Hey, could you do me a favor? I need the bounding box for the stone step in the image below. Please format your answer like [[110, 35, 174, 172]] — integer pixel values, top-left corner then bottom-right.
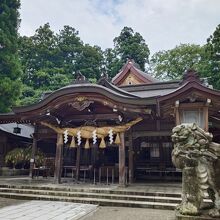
[[0, 187, 182, 204], [0, 192, 178, 210], [0, 184, 182, 198]]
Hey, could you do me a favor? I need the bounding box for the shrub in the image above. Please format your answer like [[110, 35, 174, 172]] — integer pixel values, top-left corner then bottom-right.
[[5, 146, 45, 169]]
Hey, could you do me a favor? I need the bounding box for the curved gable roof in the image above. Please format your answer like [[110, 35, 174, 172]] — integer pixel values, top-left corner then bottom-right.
[[13, 83, 155, 114], [112, 60, 159, 86], [158, 80, 220, 103]]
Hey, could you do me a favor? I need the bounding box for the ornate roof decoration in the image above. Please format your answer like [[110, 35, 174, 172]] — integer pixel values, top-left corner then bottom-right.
[[112, 59, 159, 86], [72, 71, 89, 84], [180, 69, 202, 85], [98, 70, 111, 85], [69, 97, 94, 111]]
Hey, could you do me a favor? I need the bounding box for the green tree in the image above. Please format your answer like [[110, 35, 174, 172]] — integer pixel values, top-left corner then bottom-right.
[[103, 48, 122, 78], [74, 44, 103, 80], [57, 25, 83, 76], [0, 0, 22, 112], [19, 23, 60, 88], [113, 27, 150, 71], [19, 24, 72, 105], [150, 44, 209, 80], [206, 24, 220, 89]]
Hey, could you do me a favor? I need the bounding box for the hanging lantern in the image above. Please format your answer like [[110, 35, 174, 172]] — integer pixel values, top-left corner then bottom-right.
[[13, 126, 21, 134], [99, 137, 106, 148], [108, 129, 114, 144], [85, 139, 90, 149], [92, 129, 97, 144], [77, 131, 81, 145], [115, 133, 121, 145], [70, 136, 76, 148]]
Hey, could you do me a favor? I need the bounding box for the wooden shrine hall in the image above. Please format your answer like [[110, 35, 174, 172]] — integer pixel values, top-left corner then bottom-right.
[[1, 60, 220, 185]]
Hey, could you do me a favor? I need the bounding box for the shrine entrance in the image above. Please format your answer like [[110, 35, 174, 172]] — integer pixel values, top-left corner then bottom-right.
[[0, 77, 152, 185], [62, 144, 121, 185]]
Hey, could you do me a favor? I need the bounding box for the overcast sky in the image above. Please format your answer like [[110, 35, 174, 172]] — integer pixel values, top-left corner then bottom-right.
[[19, 0, 220, 54]]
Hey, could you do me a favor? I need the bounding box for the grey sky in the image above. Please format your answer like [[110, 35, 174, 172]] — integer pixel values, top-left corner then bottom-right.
[[19, 0, 220, 54]]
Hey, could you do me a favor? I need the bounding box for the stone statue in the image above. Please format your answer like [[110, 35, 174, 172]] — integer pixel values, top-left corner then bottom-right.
[[171, 123, 220, 218]]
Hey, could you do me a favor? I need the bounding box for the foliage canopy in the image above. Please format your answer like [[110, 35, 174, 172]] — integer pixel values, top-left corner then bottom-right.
[[0, 0, 22, 112]]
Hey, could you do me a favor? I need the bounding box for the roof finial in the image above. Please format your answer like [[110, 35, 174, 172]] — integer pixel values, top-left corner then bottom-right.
[[72, 71, 89, 84], [100, 68, 109, 80], [180, 69, 202, 85], [98, 68, 110, 85], [127, 57, 134, 64]]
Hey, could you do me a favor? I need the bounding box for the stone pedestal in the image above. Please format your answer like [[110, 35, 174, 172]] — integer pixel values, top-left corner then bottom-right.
[[179, 167, 202, 215]]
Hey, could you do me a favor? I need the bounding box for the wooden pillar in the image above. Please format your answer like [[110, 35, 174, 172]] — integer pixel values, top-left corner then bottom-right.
[[91, 143, 98, 167], [119, 132, 126, 186], [29, 133, 37, 178], [156, 120, 160, 131], [158, 136, 164, 169], [54, 133, 63, 184], [128, 130, 134, 184], [204, 107, 209, 132], [75, 144, 81, 182], [175, 100, 180, 125]]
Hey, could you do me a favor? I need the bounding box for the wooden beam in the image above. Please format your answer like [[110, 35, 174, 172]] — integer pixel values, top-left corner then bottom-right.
[[128, 130, 134, 184], [179, 102, 205, 108], [63, 113, 120, 122], [54, 133, 63, 184], [75, 144, 81, 182], [132, 131, 172, 139], [35, 133, 57, 140], [119, 132, 126, 186]]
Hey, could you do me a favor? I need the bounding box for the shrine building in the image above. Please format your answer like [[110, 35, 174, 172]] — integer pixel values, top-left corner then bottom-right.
[[0, 60, 220, 185]]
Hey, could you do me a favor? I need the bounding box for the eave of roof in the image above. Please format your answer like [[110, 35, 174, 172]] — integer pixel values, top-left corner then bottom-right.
[[158, 81, 220, 102], [11, 83, 156, 114]]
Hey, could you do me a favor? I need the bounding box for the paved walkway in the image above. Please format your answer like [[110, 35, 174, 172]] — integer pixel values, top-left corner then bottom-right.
[[82, 206, 175, 220], [0, 200, 97, 220], [0, 198, 175, 220]]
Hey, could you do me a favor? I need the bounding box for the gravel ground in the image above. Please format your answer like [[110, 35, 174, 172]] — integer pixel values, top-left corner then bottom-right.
[[82, 206, 175, 220]]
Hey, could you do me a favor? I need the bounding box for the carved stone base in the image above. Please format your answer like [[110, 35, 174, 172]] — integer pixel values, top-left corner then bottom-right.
[[175, 211, 217, 220]]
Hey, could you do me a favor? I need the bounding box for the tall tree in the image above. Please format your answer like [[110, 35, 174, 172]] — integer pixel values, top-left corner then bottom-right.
[[0, 0, 22, 112], [18, 24, 104, 105], [113, 27, 150, 71], [19, 23, 60, 88], [103, 48, 122, 78], [57, 25, 83, 76], [19, 24, 70, 105], [206, 24, 220, 89], [150, 44, 209, 81], [74, 44, 103, 80]]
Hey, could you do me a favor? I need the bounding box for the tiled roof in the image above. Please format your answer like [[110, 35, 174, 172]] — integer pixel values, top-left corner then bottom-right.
[[120, 81, 180, 98]]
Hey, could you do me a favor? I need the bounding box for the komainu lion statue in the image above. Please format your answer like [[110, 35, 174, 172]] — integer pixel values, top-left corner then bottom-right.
[[171, 123, 220, 217]]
